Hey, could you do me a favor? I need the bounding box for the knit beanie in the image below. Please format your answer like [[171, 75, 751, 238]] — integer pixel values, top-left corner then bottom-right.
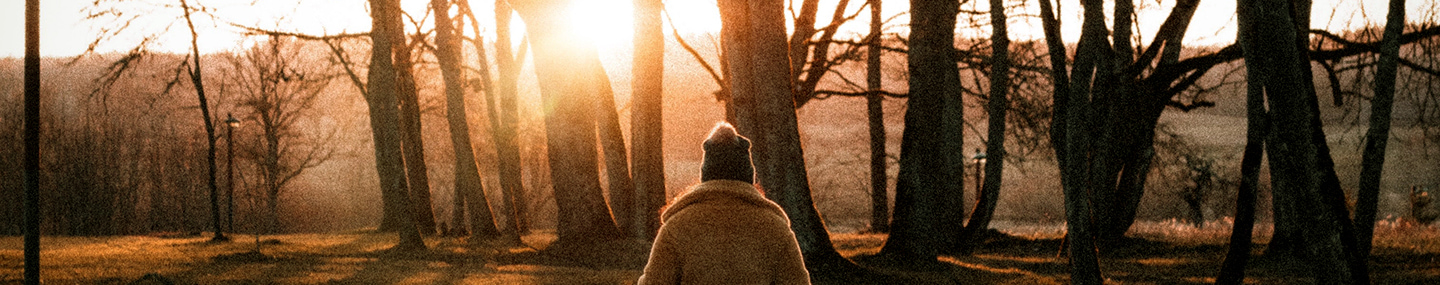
[[701, 123, 755, 184]]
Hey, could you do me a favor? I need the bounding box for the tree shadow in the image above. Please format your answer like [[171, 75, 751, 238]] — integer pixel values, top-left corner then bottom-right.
[[492, 238, 651, 270]]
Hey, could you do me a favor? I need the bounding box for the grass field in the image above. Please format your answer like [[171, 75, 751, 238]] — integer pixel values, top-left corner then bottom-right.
[[4, 221, 1438, 284]]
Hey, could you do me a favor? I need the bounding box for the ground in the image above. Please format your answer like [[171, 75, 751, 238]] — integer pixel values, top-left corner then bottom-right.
[[3, 221, 1438, 284]]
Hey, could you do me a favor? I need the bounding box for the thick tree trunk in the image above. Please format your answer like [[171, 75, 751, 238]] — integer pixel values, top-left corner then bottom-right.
[[393, 22, 437, 235], [367, 0, 426, 250], [717, 0, 864, 280], [1356, 0, 1406, 257], [865, 0, 888, 234], [1053, 0, 1109, 282], [959, 0, 1009, 251], [630, 0, 666, 240], [432, 0, 499, 239], [511, 0, 623, 247], [877, 0, 965, 263], [23, 0, 41, 282], [1239, 0, 1365, 282]]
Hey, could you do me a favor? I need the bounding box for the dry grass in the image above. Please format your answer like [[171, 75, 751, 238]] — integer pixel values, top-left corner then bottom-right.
[[3, 223, 1438, 284]]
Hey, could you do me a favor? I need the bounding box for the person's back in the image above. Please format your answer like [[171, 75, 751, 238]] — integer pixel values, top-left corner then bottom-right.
[[637, 123, 810, 285]]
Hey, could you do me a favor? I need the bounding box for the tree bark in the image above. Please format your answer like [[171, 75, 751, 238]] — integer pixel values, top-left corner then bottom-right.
[[876, 0, 965, 263], [1356, 0, 1406, 257], [1038, 0, 1069, 161], [630, 0, 666, 240], [1215, 24, 1270, 282], [432, 0, 500, 239], [1239, 0, 1363, 282], [488, 0, 529, 237], [511, 0, 623, 247], [23, 0, 41, 282], [1055, 0, 1108, 282], [959, 0, 1009, 251], [865, 0, 889, 234], [368, 0, 426, 250], [594, 64, 636, 238], [393, 18, 438, 235], [717, 0, 864, 279]]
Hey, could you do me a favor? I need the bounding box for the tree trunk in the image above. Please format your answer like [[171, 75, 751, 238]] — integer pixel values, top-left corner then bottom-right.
[[594, 64, 636, 238], [367, 0, 426, 250], [876, 0, 965, 263], [959, 0, 1009, 251], [393, 20, 438, 235], [1356, 0, 1406, 257], [432, 0, 499, 239], [23, 0, 41, 282], [511, 0, 623, 247], [630, 0, 666, 240], [717, 0, 865, 280], [865, 0, 888, 234], [1215, 30, 1270, 283], [489, 0, 529, 237], [1038, 0, 1069, 159], [179, 0, 227, 242], [1239, 0, 1363, 282], [1055, 0, 1109, 282]]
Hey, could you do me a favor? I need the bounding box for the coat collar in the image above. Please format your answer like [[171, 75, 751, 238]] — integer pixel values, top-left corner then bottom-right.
[[661, 180, 789, 223]]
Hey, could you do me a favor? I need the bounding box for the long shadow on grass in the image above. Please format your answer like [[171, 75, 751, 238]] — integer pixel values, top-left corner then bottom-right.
[[491, 238, 651, 270]]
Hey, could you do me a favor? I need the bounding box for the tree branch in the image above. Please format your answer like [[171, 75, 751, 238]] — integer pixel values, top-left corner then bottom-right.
[[812, 89, 907, 98], [230, 24, 369, 40]]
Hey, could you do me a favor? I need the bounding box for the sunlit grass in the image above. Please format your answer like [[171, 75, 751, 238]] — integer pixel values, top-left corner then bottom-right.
[[2, 222, 1436, 283]]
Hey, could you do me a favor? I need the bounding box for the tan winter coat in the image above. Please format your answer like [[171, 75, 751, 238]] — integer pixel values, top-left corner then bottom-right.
[[637, 180, 811, 285]]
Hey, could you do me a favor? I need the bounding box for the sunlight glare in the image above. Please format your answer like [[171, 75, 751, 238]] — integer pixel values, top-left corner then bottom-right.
[[566, 0, 633, 50]]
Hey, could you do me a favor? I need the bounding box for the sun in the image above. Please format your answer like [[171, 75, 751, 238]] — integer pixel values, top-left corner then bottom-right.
[[564, 0, 634, 49]]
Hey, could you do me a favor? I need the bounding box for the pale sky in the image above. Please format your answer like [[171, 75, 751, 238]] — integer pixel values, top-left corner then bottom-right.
[[0, 0, 1432, 58]]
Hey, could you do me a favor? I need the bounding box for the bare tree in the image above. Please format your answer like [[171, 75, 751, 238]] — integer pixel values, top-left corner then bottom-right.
[[218, 35, 337, 236], [717, 0, 872, 281], [368, 0, 426, 250], [510, 0, 624, 248], [874, 0, 965, 266], [1355, 0, 1408, 257], [431, 0, 501, 239], [630, 0, 666, 240], [1216, 4, 1273, 280], [392, 12, 438, 235], [185, 0, 229, 242], [461, 0, 529, 237], [865, 0, 888, 234], [958, 0, 1010, 251], [596, 67, 637, 239], [22, 0, 41, 283], [1238, 0, 1366, 282]]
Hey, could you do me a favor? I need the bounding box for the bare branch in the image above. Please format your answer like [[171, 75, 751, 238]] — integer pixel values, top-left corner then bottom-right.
[[663, 6, 726, 92], [812, 89, 907, 99], [231, 23, 370, 41]]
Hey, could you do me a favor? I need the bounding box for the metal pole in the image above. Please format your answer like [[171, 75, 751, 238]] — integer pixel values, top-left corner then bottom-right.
[[226, 114, 236, 233], [24, 0, 43, 283]]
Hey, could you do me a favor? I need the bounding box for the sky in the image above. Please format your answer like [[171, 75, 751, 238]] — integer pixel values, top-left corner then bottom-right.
[[0, 0, 1433, 58]]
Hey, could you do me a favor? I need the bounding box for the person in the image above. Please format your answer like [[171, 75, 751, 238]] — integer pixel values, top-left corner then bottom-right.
[[637, 123, 810, 285]]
